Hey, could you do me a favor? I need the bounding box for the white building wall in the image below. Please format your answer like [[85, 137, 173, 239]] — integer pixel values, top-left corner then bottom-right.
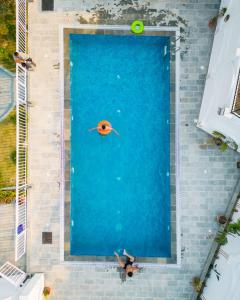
[[198, 0, 240, 147], [19, 274, 44, 300]]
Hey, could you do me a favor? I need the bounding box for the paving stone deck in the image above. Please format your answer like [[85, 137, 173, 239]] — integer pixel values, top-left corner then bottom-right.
[[0, 68, 15, 121], [0, 203, 26, 270], [0, 204, 15, 266], [27, 0, 240, 299]]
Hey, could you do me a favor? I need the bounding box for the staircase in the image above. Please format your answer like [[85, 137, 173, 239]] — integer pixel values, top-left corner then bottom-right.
[[0, 261, 26, 287]]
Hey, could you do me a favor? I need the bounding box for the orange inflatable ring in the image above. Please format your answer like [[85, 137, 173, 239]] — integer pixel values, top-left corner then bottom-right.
[[98, 120, 112, 135]]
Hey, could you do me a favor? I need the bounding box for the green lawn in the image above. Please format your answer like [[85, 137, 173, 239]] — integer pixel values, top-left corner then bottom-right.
[[0, 110, 16, 204]]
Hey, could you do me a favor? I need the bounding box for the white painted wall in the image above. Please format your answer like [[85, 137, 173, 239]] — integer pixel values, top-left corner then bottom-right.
[[198, 0, 240, 148], [19, 274, 44, 300], [0, 274, 44, 300], [0, 279, 20, 300]]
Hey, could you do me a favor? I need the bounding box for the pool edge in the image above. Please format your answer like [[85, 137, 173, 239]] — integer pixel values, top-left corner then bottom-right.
[[60, 24, 181, 268]]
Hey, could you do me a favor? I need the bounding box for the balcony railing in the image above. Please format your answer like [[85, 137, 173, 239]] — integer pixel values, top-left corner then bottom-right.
[[15, 0, 28, 261]]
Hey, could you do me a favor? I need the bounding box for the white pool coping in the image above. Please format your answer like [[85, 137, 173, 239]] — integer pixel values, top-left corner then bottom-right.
[[59, 24, 181, 268]]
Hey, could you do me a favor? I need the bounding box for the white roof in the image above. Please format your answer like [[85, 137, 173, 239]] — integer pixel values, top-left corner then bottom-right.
[[198, 0, 240, 147]]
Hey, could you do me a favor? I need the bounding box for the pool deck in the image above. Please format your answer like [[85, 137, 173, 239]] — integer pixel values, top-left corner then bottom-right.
[[0, 204, 15, 266], [27, 0, 240, 299]]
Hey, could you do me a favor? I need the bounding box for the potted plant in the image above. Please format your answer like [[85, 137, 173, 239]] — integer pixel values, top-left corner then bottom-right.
[[208, 7, 227, 28], [215, 231, 228, 245], [227, 219, 240, 235], [216, 215, 227, 225], [192, 277, 202, 293], [209, 131, 238, 152], [43, 287, 51, 299], [208, 16, 218, 29], [219, 7, 227, 17]]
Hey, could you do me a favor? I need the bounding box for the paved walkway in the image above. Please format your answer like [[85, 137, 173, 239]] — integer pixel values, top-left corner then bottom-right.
[[0, 203, 25, 270], [0, 68, 15, 121], [27, 0, 240, 299], [0, 204, 15, 266]]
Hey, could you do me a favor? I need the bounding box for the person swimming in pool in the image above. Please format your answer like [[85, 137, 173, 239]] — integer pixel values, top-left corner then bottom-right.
[[114, 249, 141, 277], [88, 120, 119, 136]]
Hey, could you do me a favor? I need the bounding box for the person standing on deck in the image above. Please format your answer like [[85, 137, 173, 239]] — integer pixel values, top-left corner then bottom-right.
[[13, 51, 36, 70]]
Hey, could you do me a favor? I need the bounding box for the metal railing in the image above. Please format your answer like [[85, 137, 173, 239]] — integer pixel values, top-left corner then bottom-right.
[[15, 0, 28, 261], [231, 69, 240, 117], [0, 261, 27, 287]]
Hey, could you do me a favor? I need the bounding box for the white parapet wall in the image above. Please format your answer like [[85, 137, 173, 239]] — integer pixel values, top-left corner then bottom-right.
[[198, 0, 240, 148], [19, 274, 44, 300], [0, 273, 44, 300]]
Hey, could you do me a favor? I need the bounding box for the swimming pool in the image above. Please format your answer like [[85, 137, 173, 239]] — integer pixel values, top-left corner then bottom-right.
[[67, 30, 174, 260]]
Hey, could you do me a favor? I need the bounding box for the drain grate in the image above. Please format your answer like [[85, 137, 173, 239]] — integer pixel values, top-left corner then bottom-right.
[[42, 0, 54, 11], [42, 232, 52, 244]]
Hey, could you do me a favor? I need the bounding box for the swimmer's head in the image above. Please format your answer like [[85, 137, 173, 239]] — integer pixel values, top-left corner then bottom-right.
[[127, 272, 133, 277], [102, 124, 106, 130]]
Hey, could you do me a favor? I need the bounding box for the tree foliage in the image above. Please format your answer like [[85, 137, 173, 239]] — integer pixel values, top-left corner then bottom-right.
[[0, 0, 16, 71]]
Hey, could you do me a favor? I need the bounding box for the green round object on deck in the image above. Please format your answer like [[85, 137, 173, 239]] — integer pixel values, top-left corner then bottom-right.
[[131, 20, 144, 34]]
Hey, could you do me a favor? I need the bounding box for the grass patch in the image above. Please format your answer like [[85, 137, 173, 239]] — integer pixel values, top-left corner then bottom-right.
[[0, 109, 16, 190], [0, 0, 16, 72]]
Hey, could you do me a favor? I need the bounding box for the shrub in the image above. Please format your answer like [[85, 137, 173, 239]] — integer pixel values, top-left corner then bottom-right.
[[211, 131, 238, 152], [0, 0, 16, 71], [9, 111, 16, 124], [192, 277, 202, 293], [227, 219, 240, 235], [10, 149, 16, 165], [43, 287, 51, 299], [4, 108, 16, 124], [215, 231, 228, 245], [0, 189, 16, 204], [208, 16, 218, 29]]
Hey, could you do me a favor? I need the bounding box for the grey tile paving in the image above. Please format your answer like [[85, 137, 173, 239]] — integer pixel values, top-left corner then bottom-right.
[[0, 67, 15, 121], [27, 0, 240, 299], [0, 204, 15, 265], [0, 203, 26, 270]]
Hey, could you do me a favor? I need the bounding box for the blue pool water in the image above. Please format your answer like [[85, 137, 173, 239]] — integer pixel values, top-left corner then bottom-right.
[[70, 34, 171, 258]]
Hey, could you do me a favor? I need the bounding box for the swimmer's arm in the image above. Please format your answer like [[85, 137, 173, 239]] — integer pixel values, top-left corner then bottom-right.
[[88, 127, 97, 132], [132, 266, 141, 273], [111, 128, 119, 136]]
